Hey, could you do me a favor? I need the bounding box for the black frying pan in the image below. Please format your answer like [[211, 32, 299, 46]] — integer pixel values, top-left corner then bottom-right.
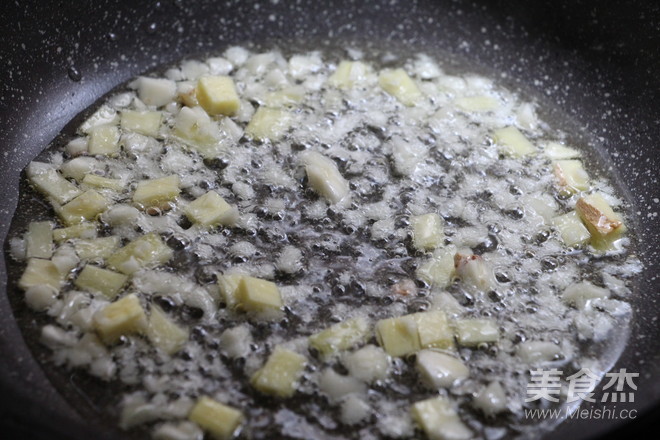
[[1, 1, 659, 439]]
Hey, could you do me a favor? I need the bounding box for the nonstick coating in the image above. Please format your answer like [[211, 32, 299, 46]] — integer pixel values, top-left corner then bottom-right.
[[1, 1, 659, 439]]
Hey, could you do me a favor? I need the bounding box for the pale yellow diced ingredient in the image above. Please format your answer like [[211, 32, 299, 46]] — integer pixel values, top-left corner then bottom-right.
[[454, 318, 499, 347], [308, 317, 370, 358], [413, 310, 454, 350], [411, 213, 444, 251], [411, 396, 472, 440], [235, 276, 283, 313], [174, 106, 220, 147], [185, 191, 238, 227], [378, 68, 423, 106], [416, 350, 469, 388], [454, 96, 499, 112], [188, 396, 243, 440], [73, 236, 120, 260], [264, 86, 306, 108], [25, 221, 53, 259], [88, 125, 120, 156], [133, 175, 181, 208], [18, 258, 62, 292], [120, 110, 162, 137], [416, 245, 456, 288], [251, 346, 307, 398], [74, 265, 127, 299], [57, 190, 110, 225], [301, 151, 349, 204], [147, 305, 189, 355], [245, 107, 292, 142], [492, 126, 536, 157], [82, 173, 124, 192], [217, 273, 244, 308], [576, 194, 626, 251], [53, 223, 97, 242], [107, 233, 173, 275], [376, 315, 421, 357], [562, 281, 610, 309], [544, 142, 581, 160], [554, 160, 589, 194], [328, 61, 371, 89], [26, 162, 82, 205], [552, 211, 591, 247], [93, 293, 147, 344], [196, 76, 240, 116]]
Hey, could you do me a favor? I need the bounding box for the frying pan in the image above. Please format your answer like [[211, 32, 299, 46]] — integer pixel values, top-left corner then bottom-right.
[[1, 0, 659, 438]]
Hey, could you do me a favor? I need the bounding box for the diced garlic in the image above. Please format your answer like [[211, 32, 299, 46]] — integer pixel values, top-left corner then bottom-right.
[[411, 396, 472, 440], [309, 317, 370, 358], [342, 345, 390, 383], [264, 86, 306, 108], [251, 347, 307, 398], [82, 174, 124, 192], [26, 161, 82, 205], [376, 315, 420, 357], [57, 190, 110, 225], [25, 221, 53, 259], [153, 421, 204, 440], [188, 396, 243, 440], [73, 236, 120, 260], [554, 160, 589, 194], [245, 107, 292, 142], [454, 96, 499, 112], [454, 318, 499, 347], [391, 136, 427, 176], [65, 137, 88, 156], [328, 61, 372, 89], [319, 369, 366, 401], [416, 350, 469, 388], [196, 76, 240, 116], [378, 68, 423, 106], [61, 157, 100, 182], [473, 381, 507, 416], [102, 204, 140, 227], [454, 252, 496, 291], [74, 265, 127, 299], [411, 213, 444, 251], [544, 142, 581, 160], [80, 105, 119, 133], [552, 211, 591, 247], [133, 175, 180, 209], [416, 245, 457, 288], [88, 125, 121, 156], [18, 258, 62, 292], [147, 306, 189, 355], [516, 341, 563, 364], [184, 191, 238, 227], [300, 151, 349, 204], [235, 276, 283, 315], [219, 325, 252, 358], [563, 281, 610, 308], [414, 310, 455, 350], [52, 223, 97, 242], [25, 284, 58, 311], [137, 77, 177, 107], [120, 110, 162, 137], [492, 126, 536, 157], [575, 193, 626, 250], [340, 394, 371, 425], [93, 294, 146, 344], [173, 106, 221, 148], [107, 233, 173, 275]]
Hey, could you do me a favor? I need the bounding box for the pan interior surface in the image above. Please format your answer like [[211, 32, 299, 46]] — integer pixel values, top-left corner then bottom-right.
[[1, 1, 658, 440]]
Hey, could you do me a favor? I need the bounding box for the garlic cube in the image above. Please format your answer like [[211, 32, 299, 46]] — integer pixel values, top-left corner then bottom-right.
[[188, 396, 243, 440], [61, 157, 99, 181], [235, 276, 283, 313], [136, 77, 176, 107], [174, 106, 221, 147], [454, 253, 496, 291], [147, 305, 189, 355], [309, 317, 370, 358], [454, 96, 499, 112], [58, 190, 110, 225], [342, 345, 390, 383], [185, 191, 238, 227], [18, 258, 62, 292], [328, 61, 372, 89], [26, 162, 82, 205], [52, 223, 97, 242], [216, 273, 244, 308], [120, 110, 162, 137], [93, 293, 147, 344], [516, 341, 563, 364], [416, 350, 469, 388], [264, 86, 306, 108], [378, 68, 423, 106], [133, 175, 180, 209], [300, 151, 349, 204], [25, 221, 53, 259], [413, 310, 454, 350], [554, 160, 589, 194], [575, 193, 626, 250], [552, 211, 591, 246], [454, 318, 499, 347], [411, 213, 444, 251], [544, 142, 581, 160], [107, 233, 173, 274], [196, 76, 240, 116], [74, 265, 127, 299], [25, 285, 58, 311], [473, 381, 508, 416], [251, 346, 307, 398], [411, 396, 472, 440], [245, 107, 292, 141], [562, 281, 610, 309], [376, 315, 421, 357], [416, 245, 457, 288], [492, 126, 536, 157], [88, 125, 121, 156], [82, 174, 124, 192], [319, 369, 366, 401], [73, 236, 120, 260]]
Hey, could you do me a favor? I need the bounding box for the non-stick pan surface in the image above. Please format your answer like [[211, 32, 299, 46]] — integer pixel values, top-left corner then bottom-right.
[[1, 1, 659, 439]]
